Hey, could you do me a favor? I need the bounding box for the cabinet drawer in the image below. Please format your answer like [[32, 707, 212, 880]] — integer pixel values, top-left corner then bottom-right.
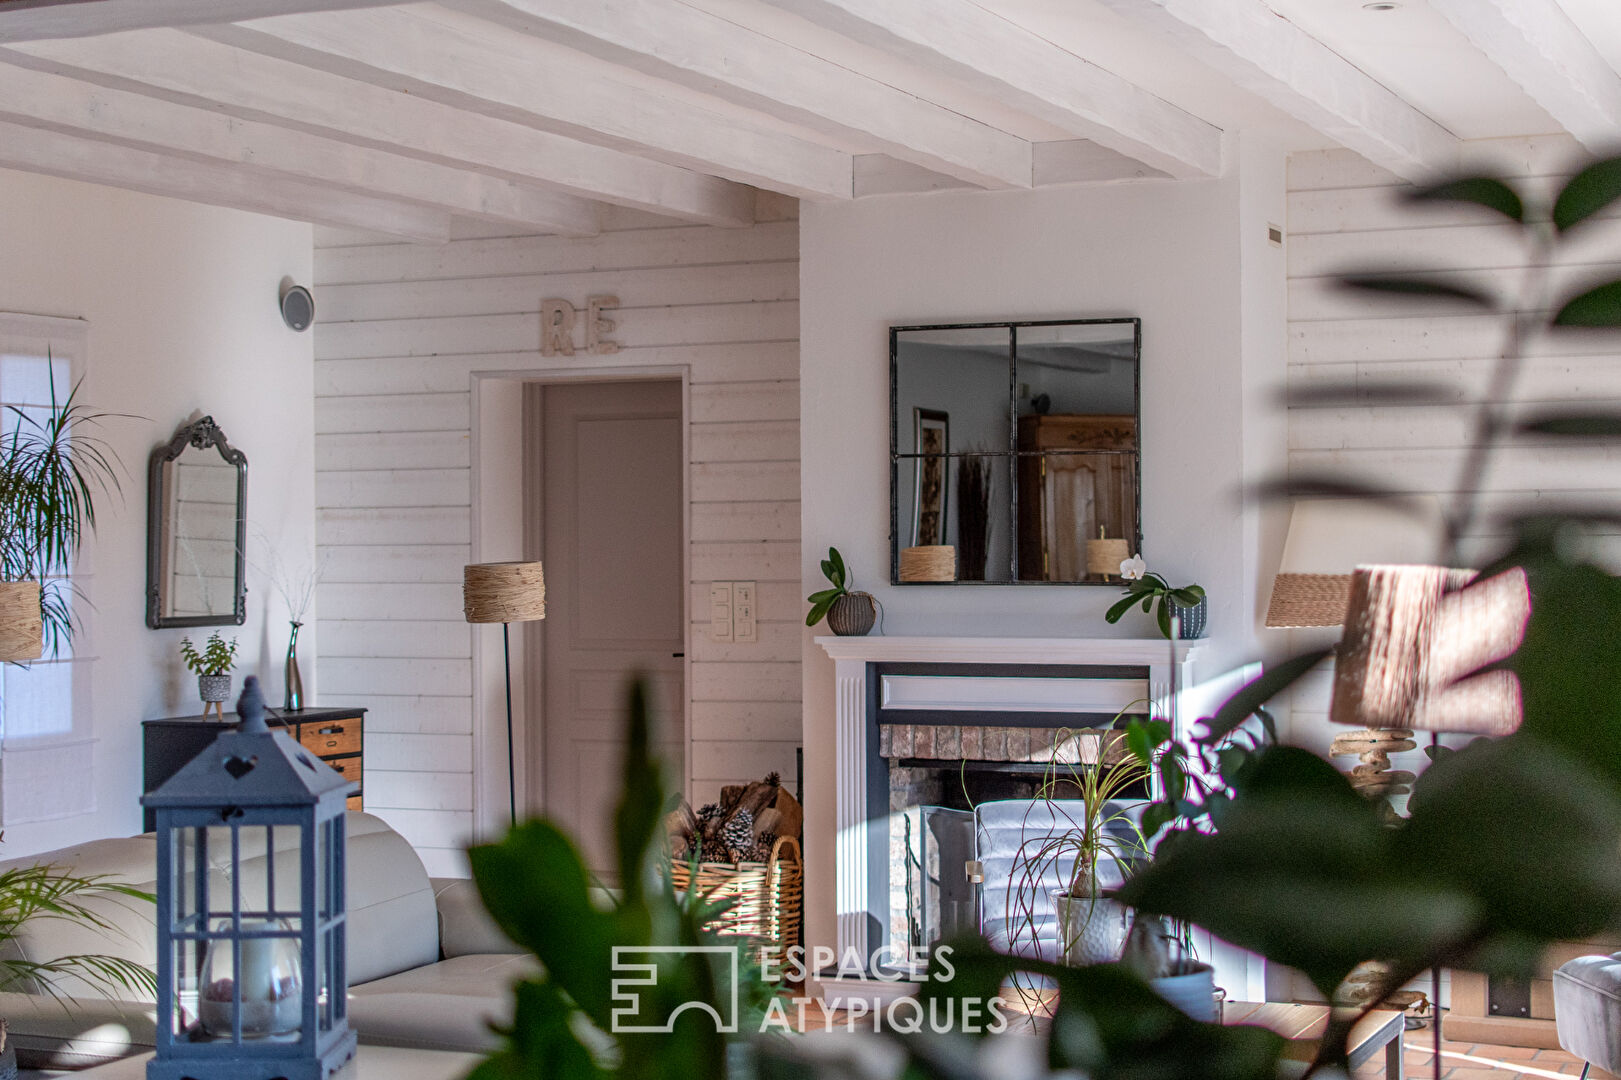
[[347, 793, 364, 812], [324, 756, 362, 784], [299, 721, 361, 757]]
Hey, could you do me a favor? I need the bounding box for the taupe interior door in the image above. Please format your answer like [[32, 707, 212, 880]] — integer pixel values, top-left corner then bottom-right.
[[526, 380, 684, 875]]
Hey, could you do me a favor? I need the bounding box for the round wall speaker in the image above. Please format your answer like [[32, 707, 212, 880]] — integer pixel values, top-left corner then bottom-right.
[[280, 284, 315, 332]]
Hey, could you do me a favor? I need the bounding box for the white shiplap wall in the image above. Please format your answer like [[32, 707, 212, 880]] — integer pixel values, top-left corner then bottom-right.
[[1285, 134, 1621, 755], [312, 211, 801, 875]]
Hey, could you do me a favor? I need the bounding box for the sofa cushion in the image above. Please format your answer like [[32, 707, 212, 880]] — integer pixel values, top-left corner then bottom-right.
[[0, 812, 438, 999], [351, 952, 540, 1000], [0, 991, 157, 1070], [346, 954, 540, 1054], [432, 878, 521, 959]]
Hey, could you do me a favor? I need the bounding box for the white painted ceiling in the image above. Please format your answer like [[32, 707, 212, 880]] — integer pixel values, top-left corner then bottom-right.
[[1, 0, 1617, 239], [1263, 0, 1559, 141]]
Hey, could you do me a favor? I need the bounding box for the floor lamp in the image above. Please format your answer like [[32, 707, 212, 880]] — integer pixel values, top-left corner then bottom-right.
[[463, 561, 546, 827]]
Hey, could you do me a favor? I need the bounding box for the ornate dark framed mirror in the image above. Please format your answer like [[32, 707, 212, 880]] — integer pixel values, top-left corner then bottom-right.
[[890, 318, 1142, 585], [146, 416, 248, 628]]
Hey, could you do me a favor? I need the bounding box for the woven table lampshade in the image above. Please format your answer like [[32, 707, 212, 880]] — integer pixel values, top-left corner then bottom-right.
[[463, 562, 546, 624], [1265, 497, 1443, 628], [1331, 563, 1529, 736], [463, 561, 545, 827]]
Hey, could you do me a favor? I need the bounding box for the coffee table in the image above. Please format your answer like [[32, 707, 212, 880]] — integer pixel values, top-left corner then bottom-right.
[[1225, 1001, 1405, 1080], [68, 1045, 482, 1080]]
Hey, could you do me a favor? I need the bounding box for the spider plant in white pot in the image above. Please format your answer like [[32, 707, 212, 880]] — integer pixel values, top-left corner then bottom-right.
[[1002, 726, 1153, 972], [0, 377, 122, 662]]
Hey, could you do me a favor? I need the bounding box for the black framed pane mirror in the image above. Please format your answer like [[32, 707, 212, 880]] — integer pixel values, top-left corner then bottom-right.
[[890, 318, 1141, 585], [147, 416, 248, 628]]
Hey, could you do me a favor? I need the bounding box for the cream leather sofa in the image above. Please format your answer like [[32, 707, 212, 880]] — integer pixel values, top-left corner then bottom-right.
[[0, 812, 532, 1070]]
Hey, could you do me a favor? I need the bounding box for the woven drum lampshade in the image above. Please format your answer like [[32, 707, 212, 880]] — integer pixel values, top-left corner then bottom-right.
[[1330, 564, 1529, 736], [463, 562, 546, 624], [1265, 497, 1444, 628], [1085, 538, 1131, 578], [899, 545, 955, 582], [0, 581, 41, 663]]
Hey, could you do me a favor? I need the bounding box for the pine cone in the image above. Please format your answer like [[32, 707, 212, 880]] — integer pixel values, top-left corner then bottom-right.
[[750, 831, 778, 862], [722, 808, 755, 861]]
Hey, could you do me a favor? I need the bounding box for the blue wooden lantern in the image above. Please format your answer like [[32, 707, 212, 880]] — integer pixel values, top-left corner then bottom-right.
[[142, 677, 357, 1080]]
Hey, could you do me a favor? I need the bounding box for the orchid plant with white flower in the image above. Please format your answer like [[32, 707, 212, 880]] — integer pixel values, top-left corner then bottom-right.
[[1104, 556, 1205, 639]]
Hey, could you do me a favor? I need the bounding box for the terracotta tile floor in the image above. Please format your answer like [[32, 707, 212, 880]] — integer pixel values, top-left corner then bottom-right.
[[1351, 1039, 1614, 1079]]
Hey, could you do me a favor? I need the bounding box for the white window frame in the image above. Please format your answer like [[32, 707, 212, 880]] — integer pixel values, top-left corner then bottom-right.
[[0, 314, 97, 825]]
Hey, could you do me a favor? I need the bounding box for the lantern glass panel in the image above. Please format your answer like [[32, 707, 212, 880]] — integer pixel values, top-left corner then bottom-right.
[[317, 816, 335, 1034], [198, 918, 302, 1040]]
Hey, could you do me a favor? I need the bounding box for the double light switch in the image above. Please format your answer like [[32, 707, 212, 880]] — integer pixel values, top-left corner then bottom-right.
[[709, 581, 757, 643]]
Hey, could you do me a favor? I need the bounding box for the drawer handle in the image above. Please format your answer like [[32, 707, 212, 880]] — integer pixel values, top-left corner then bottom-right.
[[316, 726, 345, 735], [324, 740, 339, 748]]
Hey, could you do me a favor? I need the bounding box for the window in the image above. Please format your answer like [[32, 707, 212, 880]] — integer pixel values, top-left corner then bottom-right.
[[0, 314, 94, 825]]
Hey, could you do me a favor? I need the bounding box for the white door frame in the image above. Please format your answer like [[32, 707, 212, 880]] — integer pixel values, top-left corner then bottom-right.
[[468, 365, 691, 841]]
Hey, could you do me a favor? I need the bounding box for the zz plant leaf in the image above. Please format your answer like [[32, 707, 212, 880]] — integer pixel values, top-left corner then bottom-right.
[[1554, 155, 1621, 232], [1406, 175, 1525, 223], [1552, 280, 1621, 327]]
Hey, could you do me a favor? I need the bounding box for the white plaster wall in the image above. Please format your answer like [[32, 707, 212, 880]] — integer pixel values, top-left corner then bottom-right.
[[800, 146, 1291, 950], [0, 168, 315, 855]]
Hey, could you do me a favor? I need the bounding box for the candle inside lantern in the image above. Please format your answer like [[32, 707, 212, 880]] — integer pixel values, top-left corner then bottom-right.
[[199, 919, 303, 1039]]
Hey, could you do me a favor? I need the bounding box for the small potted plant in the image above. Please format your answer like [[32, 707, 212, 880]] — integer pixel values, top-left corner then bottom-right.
[[180, 631, 239, 716], [805, 547, 876, 636], [1105, 556, 1206, 639]]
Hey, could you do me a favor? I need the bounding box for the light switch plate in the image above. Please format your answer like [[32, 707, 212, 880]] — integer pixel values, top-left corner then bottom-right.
[[709, 581, 734, 643], [734, 581, 757, 643]]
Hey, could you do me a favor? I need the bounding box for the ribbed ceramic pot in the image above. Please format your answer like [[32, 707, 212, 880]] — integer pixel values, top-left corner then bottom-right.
[[198, 674, 232, 704], [1051, 891, 1128, 966], [1172, 597, 1208, 640], [827, 592, 876, 636]]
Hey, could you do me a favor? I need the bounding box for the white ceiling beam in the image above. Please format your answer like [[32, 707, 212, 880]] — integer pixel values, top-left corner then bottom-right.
[[0, 62, 601, 235], [448, 0, 1031, 191], [1428, 0, 1621, 153], [6, 29, 756, 228], [0, 0, 397, 43], [0, 120, 450, 242], [198, 6, 855, 201], [1095, 0, 1457, 182], [755, 0, 1222, 179]]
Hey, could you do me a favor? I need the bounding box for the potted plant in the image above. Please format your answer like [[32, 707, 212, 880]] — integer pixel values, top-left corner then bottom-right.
[[0, 861, 157, 1077], [1105, 556, 1207, 639], [805, 547, 876, 636], [0, 376, 123, 662], [180, 631, 239, 714], [1002, 723, 1153, 971]]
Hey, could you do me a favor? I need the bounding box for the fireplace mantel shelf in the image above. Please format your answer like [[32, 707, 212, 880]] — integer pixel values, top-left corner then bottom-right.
[[814, 635, 1202, 666]]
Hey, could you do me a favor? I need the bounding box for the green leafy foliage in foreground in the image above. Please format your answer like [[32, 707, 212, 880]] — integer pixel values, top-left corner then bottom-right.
[[0, 863, 156, 1000], [467, 682, 770, 1080]]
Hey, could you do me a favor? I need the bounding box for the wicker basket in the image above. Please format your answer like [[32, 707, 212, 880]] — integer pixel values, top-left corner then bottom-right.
[[669, 836, 802, 972]]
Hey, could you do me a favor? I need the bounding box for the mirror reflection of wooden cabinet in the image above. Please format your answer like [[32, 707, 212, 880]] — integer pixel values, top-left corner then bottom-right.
[[1017, 415, 1138, 581]]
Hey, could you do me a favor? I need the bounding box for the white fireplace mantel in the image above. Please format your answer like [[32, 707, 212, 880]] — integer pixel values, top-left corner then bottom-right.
[[815, 634, 1202, 666], [814, 634, 1203, 957]]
